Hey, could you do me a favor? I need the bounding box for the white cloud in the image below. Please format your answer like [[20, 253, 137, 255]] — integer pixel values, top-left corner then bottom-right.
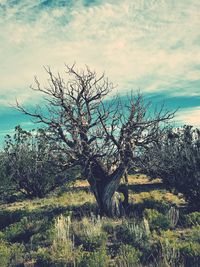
[[175, 107, 200, 127], [0, 0, 200, 106]]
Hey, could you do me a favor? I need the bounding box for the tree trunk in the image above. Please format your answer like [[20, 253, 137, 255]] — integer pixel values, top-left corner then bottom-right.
[[88, 165, 129, 217]]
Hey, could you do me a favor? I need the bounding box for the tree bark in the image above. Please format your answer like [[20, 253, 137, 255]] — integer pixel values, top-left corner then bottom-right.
[[88, 165, 128, 217]]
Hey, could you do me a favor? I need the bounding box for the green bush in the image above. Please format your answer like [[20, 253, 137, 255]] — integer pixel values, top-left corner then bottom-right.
[[35, 215, 83, 267], [72, 217, 107, 251], [102, 220, 115, 235], [0, 240, 24, 267], [185, 212, 200, 227], [0, 240, 10, 267], [0, 209, 28, 230], [184, 226, 200, 243], [36, 244, 83, 267], [158, 229, 200, 266], [115, 219, 150, 248], [179, 241, 200, 256], [79, 245, 110, 267], [144, 209, 171, 230], [4, 216, 44, 243], [115, 244, 141, 266], [3, 126, 69, 198], [131, 199, 171, 218]]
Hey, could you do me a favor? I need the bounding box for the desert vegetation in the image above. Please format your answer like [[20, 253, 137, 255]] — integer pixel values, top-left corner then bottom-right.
[[0, 66, 199, 266], [0, 175, 199, 266]]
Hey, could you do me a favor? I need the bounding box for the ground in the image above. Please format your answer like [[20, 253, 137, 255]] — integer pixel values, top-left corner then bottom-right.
[[0, 175, 199, 267]]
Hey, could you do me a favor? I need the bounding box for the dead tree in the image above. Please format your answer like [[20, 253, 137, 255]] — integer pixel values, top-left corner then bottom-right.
[[16, 65, 175, 217]]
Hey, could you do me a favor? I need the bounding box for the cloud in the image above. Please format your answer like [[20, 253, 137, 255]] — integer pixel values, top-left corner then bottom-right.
[[0, 0, 200, 107], [175, 107, 200, 127]]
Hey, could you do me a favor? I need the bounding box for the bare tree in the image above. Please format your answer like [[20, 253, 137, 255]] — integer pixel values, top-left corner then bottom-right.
[[16, 65, 175, 217]]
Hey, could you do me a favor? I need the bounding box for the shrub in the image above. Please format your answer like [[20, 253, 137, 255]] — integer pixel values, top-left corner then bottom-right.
[[3, 216, 45, 243], [160, 238, 183, 267], [144, 209, 171, 230], [36, 246, 81, 267], [0, 152, 15, 203], [79, 245, 110, 267], [102, 220, 116, 235], [158, 229, 200, 267], [141, 126, 200, 210], [0, 240, 24, 267], [35, 215, 83, 266], [185, 212, 200, 227], [178, 241, 200, 257], [130, 194, 171, 217], [115, 244, 141, 266], [115, 219, 150, 248], [0, 240, 10, 267], [183, 226, 200, 243], [0, 209, 28, 230], [72, 216, 107, 251], [3, 126, 69, 198]]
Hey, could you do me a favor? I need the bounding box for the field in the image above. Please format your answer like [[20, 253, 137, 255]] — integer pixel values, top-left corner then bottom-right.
[[0, 175, 200, 267]]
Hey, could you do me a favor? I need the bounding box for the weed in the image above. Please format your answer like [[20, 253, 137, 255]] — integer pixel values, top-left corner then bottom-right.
[[184, 212, 200, 227], [0, 239, 24, 267], [115, 244, 141, 267], [79, 244, 110, 267], [144, 209, 171, 230]]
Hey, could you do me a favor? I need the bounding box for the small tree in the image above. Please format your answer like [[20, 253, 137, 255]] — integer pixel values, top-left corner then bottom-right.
[[141, 125, 200, 210], [16, 65, 174, 216], [3, 126, 67, 198]]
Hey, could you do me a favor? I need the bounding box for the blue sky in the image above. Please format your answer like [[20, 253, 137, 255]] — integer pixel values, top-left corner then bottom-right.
[[0, 0, 200, 146]]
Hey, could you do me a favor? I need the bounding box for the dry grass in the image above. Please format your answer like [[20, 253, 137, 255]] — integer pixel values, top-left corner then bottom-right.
[[1, 190, 95, 213], [128, 175, 185, 206], [0, 175, 199, 267], [129, 190, 185, 206], [127, 174, 161, 185], [1, 175, 185, 213], [73, 179, 89, 188]]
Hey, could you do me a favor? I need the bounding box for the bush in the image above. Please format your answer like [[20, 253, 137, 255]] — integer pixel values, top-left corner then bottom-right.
[[0, 240, 10, 267], [183, 226, 200, 243], [36, 246, 82, 267], [178, 241, 200, 257], [0, 240, 24, 267], [115, 219, 150, 248], [130, 193, 172, 217], [36, 244, 83, 266], [185, 212, 200, 227], [158, 229, 200, 267], [3, 126, 69, 198], [102, 220, 116, 235], [72, 217, 107, 251], [144, 209, 171, 230], [0, 152, 15, 203], [35, 215, 83, 267], [141, 126, 200, 210], [0, 209, 28, 230], [79, 245, 110, 267], [115, 244, 141, 266], [3, 216, 45, 243]]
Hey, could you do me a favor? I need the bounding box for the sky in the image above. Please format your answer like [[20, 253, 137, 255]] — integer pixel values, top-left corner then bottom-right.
[[0, 0, 200, 146]]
